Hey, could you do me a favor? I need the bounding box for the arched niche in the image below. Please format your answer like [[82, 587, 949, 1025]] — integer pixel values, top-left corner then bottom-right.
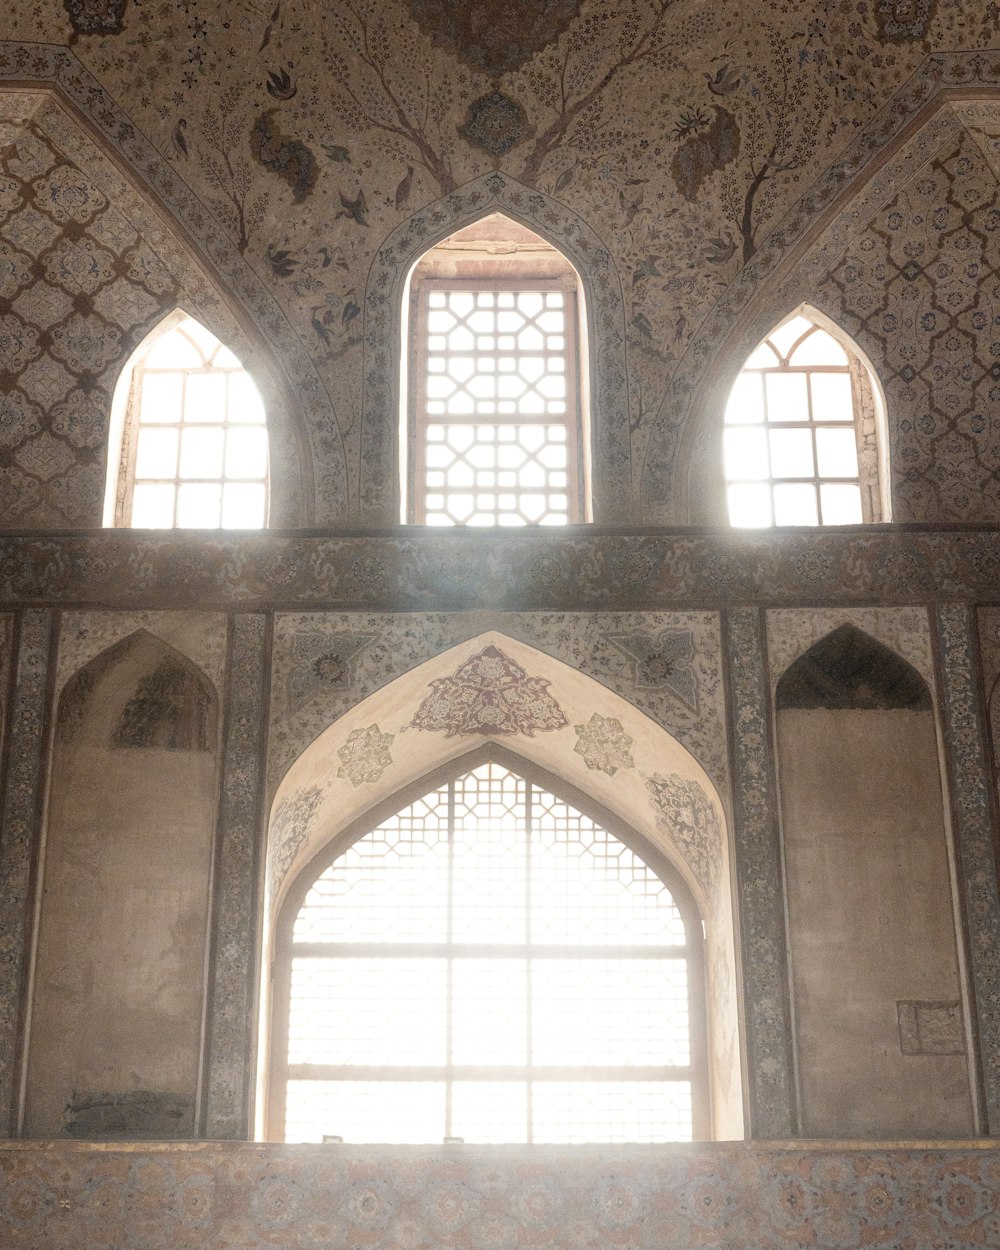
[[774, 624, 973, 1138], [260, 632, 742, 1140], [361, 174, 632, 526], [0, 81, 319, 527], [643, 74, 1000, 524], [714, 305, 890, 529], [26, 630, 219, 1139], [103, 308, 271, 529]]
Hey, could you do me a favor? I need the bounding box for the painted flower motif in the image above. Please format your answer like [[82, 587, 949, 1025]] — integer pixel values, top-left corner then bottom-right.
[[337, 723, 395, 786], [573, 713, 635, 776], [460, 92, 532, 157], [411, 645, 568, 737]]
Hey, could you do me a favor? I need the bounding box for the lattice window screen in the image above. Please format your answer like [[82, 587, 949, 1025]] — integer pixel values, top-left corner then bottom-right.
[[410, 281, 583, 525], [281, 760, 701, 1144]]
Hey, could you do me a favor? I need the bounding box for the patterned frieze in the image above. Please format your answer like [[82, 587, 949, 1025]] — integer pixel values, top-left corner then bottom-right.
[[203, 613, 269, 1140], [723, 606, 798, 1139], [936, 603, 1000, 1134], [3, 527, 1000, 610], [5, 1140, 1000, 1249], [0, 611, 55, 1135]]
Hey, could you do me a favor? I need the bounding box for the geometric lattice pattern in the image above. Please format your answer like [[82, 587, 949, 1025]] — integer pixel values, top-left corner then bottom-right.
[[724, 315, 864, 527], [414, 285, 580, 525], [122, 316, 268, 528], [284, 760, 696, 1144], [0, 101, 180, 527]]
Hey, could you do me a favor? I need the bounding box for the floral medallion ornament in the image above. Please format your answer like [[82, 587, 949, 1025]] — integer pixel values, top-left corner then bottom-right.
[[573, 713, 635, 777], [405, 0, 584, 76], [286, 629, 379, 713], [337, 724, 395, 787], [64, 0, 127, 37], [874, 0, 936, 41], [411, 645, 568, 737], [607, 628, 699, 711], [460, 92, 532, 158]]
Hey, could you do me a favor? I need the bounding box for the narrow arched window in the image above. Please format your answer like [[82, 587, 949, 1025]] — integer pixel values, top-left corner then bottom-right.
[[404, 215, 589, 526], [724, 312, 887, 527], [107, 314, 268, 528], [271, 756, 706, 1143]]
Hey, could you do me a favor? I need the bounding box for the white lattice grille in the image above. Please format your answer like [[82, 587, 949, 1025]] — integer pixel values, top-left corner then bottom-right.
[[725, 314, 863, 527], [283, 761, 698, 1144], [413, 285, 581, 525]]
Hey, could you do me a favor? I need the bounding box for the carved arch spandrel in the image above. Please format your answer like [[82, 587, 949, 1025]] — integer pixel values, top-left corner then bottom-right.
[[0, 63, 327, 525], [641, 59, 1000, 523], [362, 175, 632, 525], [260, 630, 743, 1141]]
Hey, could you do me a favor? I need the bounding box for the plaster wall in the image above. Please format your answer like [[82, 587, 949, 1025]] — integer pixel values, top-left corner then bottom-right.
[[778, 706, 971, 1137], [25, 634, 219, 1139]]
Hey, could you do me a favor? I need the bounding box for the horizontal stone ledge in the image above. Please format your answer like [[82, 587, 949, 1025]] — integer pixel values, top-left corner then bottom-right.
[[2, 1140, 1000, 1250], [1, 524, 1000, 609]]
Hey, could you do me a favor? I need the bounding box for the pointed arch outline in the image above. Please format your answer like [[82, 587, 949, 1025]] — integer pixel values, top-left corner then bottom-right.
[[259, 631, 743, 1141], [638, 59, 1000, 523], [0, 61, 328, 524], [102, 308, 271, 529], [361, 174, 633, 525], [708, 302, 891, 529]]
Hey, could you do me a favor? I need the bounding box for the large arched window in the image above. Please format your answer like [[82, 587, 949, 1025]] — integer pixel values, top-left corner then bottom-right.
[[403, 215, 589, 526], [270, 754, 706, 1144], [105, 313, 269, 528], [724, 311, 887, 527]]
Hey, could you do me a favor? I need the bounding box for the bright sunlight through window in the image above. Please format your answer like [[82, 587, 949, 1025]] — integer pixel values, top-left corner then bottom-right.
[[121, 317, 268, 528], [277, 760, 702, 1144], [725, 314, 866, 527]]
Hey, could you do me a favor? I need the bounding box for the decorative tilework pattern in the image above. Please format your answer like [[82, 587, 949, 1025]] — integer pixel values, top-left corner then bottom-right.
[[573, 713, 634, 776], [0, 611, 53, 1135], [3, 529, 1000, 613], [607, 627, 698, 709], [337, 724, 395, 787], [723, 606, 797, 1139], [936, 602, 1000, 1133], [203, 614, 268, 1140], [268, 784, 325, 904], [5, 1141, 1000, 1247], [646, 772, 721, 900], [285, 630, 379, 714], [410, 645, 569, 737]]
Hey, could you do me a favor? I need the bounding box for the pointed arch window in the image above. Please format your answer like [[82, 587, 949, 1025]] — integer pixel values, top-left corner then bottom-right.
[[724, 312, 887, 527], [271, 755, 706, 1144], [107, 314, 269, 528], [404, 215, 589, 526]]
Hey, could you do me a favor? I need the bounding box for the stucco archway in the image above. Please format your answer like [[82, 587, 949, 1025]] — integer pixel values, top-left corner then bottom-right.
[[260, 631, 742, 1139]]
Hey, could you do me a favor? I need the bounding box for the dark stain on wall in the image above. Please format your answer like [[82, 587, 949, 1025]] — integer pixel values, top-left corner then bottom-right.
[[63, 1090, 195, 1139], [112, 658, 212, 750]]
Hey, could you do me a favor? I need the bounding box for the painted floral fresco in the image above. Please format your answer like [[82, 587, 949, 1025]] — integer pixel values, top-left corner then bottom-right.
[[0, 0, 996, 523]]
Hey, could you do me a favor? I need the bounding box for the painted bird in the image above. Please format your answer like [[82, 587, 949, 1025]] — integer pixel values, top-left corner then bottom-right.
[[266, 243, 298, 278], [310, 306, 332, 348], [706, 63, 741, 95], [631, 306, 654, 341], [704, 232, 736, 264], [342, 298, 361, 327], [395, 165, 414, 211], [171, 118, 189, 159], [266, 68, 297, 100], [322, 143, 351, 163], [336, 188, 369, 226], [554, 159, 579, 194]]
